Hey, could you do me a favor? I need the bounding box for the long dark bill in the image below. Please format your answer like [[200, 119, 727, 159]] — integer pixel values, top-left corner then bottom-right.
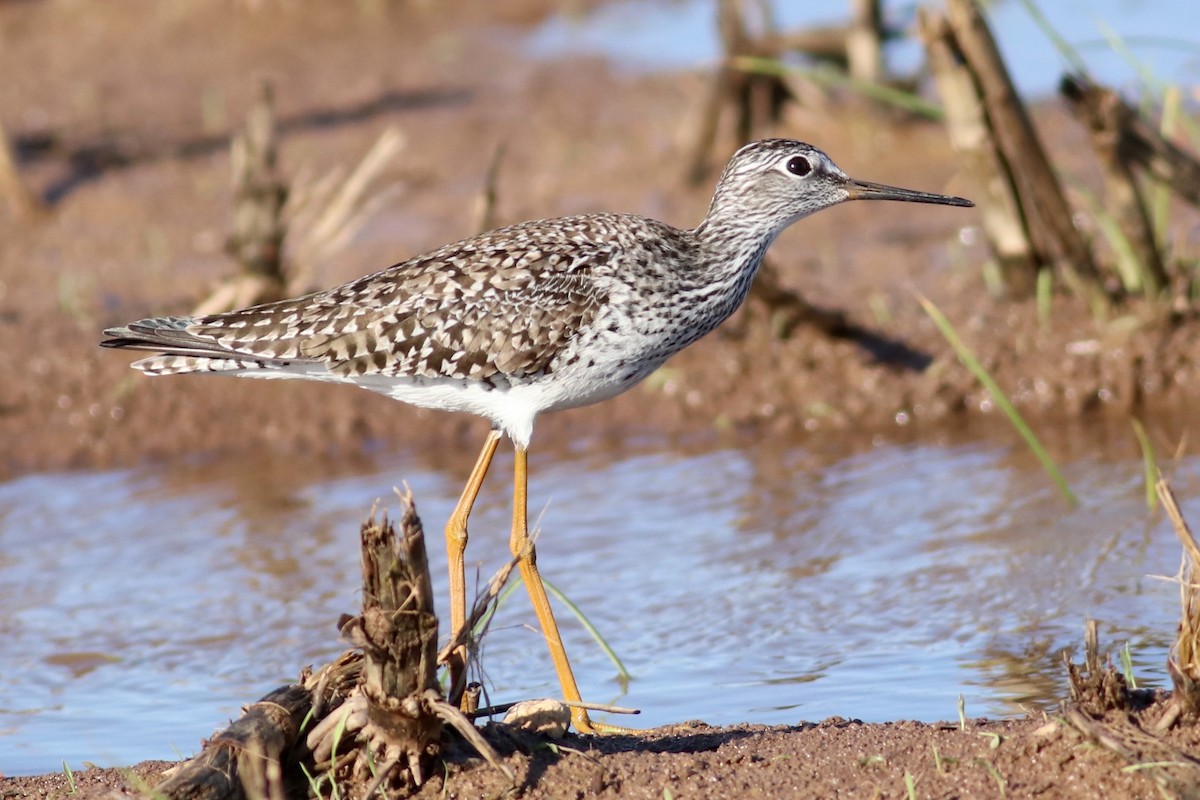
[[845, 178, 974, 207]]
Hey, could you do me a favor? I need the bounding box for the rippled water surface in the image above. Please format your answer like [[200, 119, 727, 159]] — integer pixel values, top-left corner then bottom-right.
[[0, 429, 1189, 775]]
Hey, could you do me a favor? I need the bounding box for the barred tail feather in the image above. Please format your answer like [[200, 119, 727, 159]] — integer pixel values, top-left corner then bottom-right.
[[101, 316, 313, 376]]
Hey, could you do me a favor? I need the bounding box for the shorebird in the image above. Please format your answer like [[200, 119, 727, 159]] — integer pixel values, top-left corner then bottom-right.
[[102, 138, 972, 733]]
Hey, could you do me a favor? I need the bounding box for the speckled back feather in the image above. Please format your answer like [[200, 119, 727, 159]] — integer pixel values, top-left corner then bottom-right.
[[102, 139, 971, 442]]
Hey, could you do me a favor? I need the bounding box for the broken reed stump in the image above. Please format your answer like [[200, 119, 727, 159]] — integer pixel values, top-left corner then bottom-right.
[[1061, 76, 1200, 297], [150, 491, 510, 799], [336, 494, 443, 789], [1061, 619, 1200, 796], [921, 0, 1102, 299], [1060, 76, 1168, 296], [1156, 479, 1200, 721], [1063, 618, 1134, 717], [686, 0, 897, 183], [1060, 78, 1200, 210], [917, 8, 1039, 296], [194, 81, 289, 316]]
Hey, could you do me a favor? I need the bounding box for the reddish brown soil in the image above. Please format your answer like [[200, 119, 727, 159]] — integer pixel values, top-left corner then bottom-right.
[[10, 710, 1200, 799], [3, 0, 1200, 797]]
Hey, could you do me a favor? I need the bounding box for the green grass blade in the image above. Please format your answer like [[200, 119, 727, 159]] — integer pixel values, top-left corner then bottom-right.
[[480, 574, 631, 680], [732, 56, 945, 120], [915, 292, 1077, 506], [543, 577, 632, 680], [1120, 641, 1139, 689], [1152, 87, 1180, 247], [1036, 268, 1053, 327], [1014, 0, 1089, 76], [62, 761, 77, 795], [1129, 418, 1159, 510], [1096, 21, 1164, 100]]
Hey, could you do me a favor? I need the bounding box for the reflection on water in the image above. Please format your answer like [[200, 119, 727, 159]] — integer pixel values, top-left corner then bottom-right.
[[0, 428, 1189, 774]]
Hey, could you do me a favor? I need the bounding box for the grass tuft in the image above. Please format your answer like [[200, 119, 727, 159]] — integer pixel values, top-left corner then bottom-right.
[[915, 292, 1077, 506]]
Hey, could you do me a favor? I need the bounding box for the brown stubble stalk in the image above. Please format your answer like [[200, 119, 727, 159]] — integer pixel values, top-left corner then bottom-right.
[[1156, 478, 1200, 718]]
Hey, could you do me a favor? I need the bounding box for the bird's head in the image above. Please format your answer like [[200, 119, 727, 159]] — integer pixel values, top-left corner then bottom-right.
[[706, 138, 973, 234]]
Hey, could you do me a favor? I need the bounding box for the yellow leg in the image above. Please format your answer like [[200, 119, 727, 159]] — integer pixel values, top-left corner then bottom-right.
[[444, 429, 502, 705], [510, 446, 599, 733]]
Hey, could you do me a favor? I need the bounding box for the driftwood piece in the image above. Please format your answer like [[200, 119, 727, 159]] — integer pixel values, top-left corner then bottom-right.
[[941, 0, 1101, 293], [1061, 76, 1168, 295], [152, 653, 362, 800], [153, 685, 312, 800], [917, 8, 1037, 296]]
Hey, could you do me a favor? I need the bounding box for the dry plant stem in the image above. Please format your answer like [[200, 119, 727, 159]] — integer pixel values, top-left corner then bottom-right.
[[426, 689, 515, 784], [287, 126, 406, 291], [1156, 478, 1200, 717], [1064, 705, 1200, 797], [943, 0, 1101, 292], [471, 142, 507, 235], [1061, 77, 1167, 294], [1059, 80, 1200, 209], [686, 0, 788, 183], [196, 81, 288, 316], [846, 0, 883, 84], [1064, 619, 1131, 715], [918, 8, 1037, 295], [338, 492, 442, 788]]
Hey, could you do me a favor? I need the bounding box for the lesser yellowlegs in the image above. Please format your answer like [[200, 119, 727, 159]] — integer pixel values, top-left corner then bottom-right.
[[102, 138, 972, 733]]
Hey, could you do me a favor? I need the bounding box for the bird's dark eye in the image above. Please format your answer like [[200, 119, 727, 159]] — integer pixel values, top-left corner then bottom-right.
[[786, 156, 812, 176]]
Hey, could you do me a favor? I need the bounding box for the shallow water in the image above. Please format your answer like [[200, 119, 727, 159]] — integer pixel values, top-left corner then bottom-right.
[[529, 0, 1199, 97], [0, 428, 1188, 775]]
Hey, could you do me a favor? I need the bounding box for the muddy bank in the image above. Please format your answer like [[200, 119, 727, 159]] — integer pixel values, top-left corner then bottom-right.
[[9, 708, 1199, 799], [1, 0, 1198, 483]]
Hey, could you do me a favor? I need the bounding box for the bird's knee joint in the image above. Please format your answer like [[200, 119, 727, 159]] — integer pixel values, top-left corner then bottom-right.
[[445, 517, 469, 547], [512, 539, 536, 563]]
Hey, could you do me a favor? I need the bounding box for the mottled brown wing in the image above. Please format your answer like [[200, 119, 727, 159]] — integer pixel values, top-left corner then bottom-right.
[[188, 234, 612, 383]]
